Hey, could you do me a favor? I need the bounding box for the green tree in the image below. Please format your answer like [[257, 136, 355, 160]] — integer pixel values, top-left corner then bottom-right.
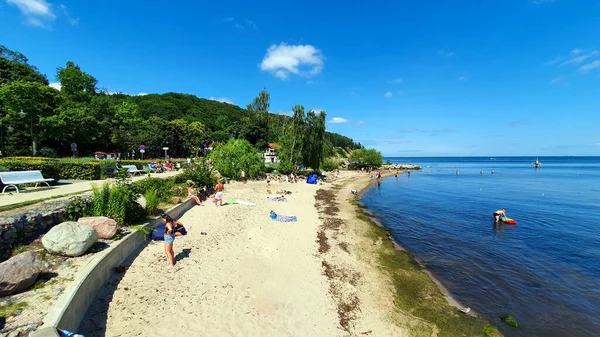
[[0, 81, 61, 156], [182, 121, 206, 157], [243, 89, 270, 148], [0, 45, 48, 85], [349, 148, 383, 167], [57, 61, 97, 102], [302, 110, 327, 169], [209, 139, 264, 179]]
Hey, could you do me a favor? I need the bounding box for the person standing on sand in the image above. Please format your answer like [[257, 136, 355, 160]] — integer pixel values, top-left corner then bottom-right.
[[161, 214, 178, 267], [241, 170, 246, 184], [214, 179, 224, 207]]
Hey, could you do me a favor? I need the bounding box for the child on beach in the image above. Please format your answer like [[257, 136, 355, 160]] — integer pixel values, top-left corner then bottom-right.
[[214, 179, 224, 207]]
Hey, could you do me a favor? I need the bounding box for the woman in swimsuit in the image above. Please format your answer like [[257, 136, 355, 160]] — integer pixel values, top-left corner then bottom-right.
[[162, 214, 177, 267], [188, 183, 202, 205]]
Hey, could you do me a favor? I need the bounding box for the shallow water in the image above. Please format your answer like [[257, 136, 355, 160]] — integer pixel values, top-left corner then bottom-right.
[[360, 157, 600, 337]]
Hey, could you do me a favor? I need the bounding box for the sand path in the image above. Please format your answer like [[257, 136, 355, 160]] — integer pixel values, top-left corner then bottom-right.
[[81, 179, 341, 337]]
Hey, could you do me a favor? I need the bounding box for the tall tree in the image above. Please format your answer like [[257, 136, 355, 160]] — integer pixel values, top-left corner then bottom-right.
[[243, 89, 270, 149], [0, 45, 48, 85], [56, 61, 97, 102]]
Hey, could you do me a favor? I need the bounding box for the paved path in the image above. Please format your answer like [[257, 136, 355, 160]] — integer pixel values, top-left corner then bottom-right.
[[0, 171, 180, 208]]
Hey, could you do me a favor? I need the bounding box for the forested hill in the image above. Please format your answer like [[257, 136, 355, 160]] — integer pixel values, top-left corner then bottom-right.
[[0, 45, 361, 158]]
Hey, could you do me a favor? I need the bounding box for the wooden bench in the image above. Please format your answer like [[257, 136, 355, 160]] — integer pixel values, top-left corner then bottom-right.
[[121, 165, 145, 176], [0, 170, 55, 193]]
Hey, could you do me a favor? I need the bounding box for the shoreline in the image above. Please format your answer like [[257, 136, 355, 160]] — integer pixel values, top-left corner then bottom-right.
[[77, 170, 493, 337], [326, 170, 493, 336], [353, 175, 472, 314]]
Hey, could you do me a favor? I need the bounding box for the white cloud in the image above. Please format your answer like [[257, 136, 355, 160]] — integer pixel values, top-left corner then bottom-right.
[[549, 77, 563, 84], [329, 117, 349, 124], [458, 76, 467, 81], [357, 121, 366, 125], [580, 60, 600, 72], [260, 42, 324, 80], [278, 111, 293, 116], [136, 92, 148, 96], [7, 0, 56, 27], [223, 17, 257, 30], [209, 96, 234, 104], [389, 78, 403, 84], [384, 92, 393, 98], [562, 51, 598, 65], [48, 82, 61, 90], [571, 48, 582, 55], [59, 4, 79, 25], [438, 50, 454, 57]]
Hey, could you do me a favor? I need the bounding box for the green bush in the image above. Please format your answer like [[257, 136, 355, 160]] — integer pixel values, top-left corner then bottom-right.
[[132, 177, 178, 202], [58, 162, 102, 180], [92, 183, 111, 216], [90, 182, 143, 225], [144, 189, 160, 215], [64, 196, 92, 221], [321, 158, 339, 172], [209, 139, 265, 179], [174, 163, 216, 187]]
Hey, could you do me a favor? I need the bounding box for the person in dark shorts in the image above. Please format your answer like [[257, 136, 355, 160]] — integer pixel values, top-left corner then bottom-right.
[[493, 208, 507, 223]]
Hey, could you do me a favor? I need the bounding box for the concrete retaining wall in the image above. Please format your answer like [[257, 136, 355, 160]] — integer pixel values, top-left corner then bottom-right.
[[30, 199, 195, 337]]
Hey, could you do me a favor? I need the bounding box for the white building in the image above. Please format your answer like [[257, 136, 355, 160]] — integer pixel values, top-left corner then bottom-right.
[[263, 143, 280, 163]]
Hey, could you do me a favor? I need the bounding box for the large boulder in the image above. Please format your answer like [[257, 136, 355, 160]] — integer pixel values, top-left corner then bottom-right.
[[0, 251, 44, 296], [78, 216, 118, 239], [42, 221, 98, 257]]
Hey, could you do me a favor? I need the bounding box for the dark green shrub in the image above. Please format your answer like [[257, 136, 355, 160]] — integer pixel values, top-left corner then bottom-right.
[[64, 196, 92, 221], [132, 177, 177, 202], [174, 163, 216, 187], [92, 183, 111, 216], [321, 158, 339, 172], [58, 162, 102, 180], [38, 147, 58, 158]]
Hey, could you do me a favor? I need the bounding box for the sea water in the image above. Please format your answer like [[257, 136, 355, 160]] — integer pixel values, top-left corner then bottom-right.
[[360, 157, 600, 337]]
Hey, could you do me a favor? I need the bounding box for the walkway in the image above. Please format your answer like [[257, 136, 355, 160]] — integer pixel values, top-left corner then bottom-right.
[[0, 171, 180, 208]]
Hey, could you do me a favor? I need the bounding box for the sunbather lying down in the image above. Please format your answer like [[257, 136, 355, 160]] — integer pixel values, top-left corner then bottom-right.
[[268, 195, 288, 202], [267, 189, 292, 195], [269, 210, 297, 222]]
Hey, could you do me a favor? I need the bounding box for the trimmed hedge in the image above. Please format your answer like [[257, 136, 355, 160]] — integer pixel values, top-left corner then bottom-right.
[[0, 157, 189, 181]]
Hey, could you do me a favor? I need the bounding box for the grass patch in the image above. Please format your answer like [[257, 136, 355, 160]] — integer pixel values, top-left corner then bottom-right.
[[11, 245, 30, 256], [0, 191, 88, 213], [131, 225, 152, 240], [353, 201, 491, 336], [0, 301, 28, 318], [31, 280, 45, 290], [317, 230, 330, 254]]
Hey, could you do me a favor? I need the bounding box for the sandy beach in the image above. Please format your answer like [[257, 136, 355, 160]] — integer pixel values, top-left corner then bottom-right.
[[79, 171, 410, 337]]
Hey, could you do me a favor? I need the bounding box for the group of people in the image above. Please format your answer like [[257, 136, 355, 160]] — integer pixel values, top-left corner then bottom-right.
[[187, 179, 225, 207], [266, 172, 299, 185], [149, 160, 180, 173]]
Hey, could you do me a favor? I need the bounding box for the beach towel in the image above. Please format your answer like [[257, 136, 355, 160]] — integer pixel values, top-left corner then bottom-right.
[[269, 213, 297, 222], [268, 197, 289, 202], [225, 200, 256, 206], [307, 174, 318, 184]]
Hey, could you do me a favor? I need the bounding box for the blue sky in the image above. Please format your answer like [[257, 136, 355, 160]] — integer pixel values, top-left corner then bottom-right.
[[1, 0, 600, 156]]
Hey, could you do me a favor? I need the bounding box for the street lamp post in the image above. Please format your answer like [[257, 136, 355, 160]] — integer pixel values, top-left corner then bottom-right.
[[18, 109, 35, 156]]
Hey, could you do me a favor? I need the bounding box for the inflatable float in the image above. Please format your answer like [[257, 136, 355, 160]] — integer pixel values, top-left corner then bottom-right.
[[500, 217, 517, 225]]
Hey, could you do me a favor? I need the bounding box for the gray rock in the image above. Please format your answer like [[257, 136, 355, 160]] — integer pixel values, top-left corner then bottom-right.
[[42, 221, 98, 257], [0, 251, 44, 296], [78, 216, 118, 239]]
